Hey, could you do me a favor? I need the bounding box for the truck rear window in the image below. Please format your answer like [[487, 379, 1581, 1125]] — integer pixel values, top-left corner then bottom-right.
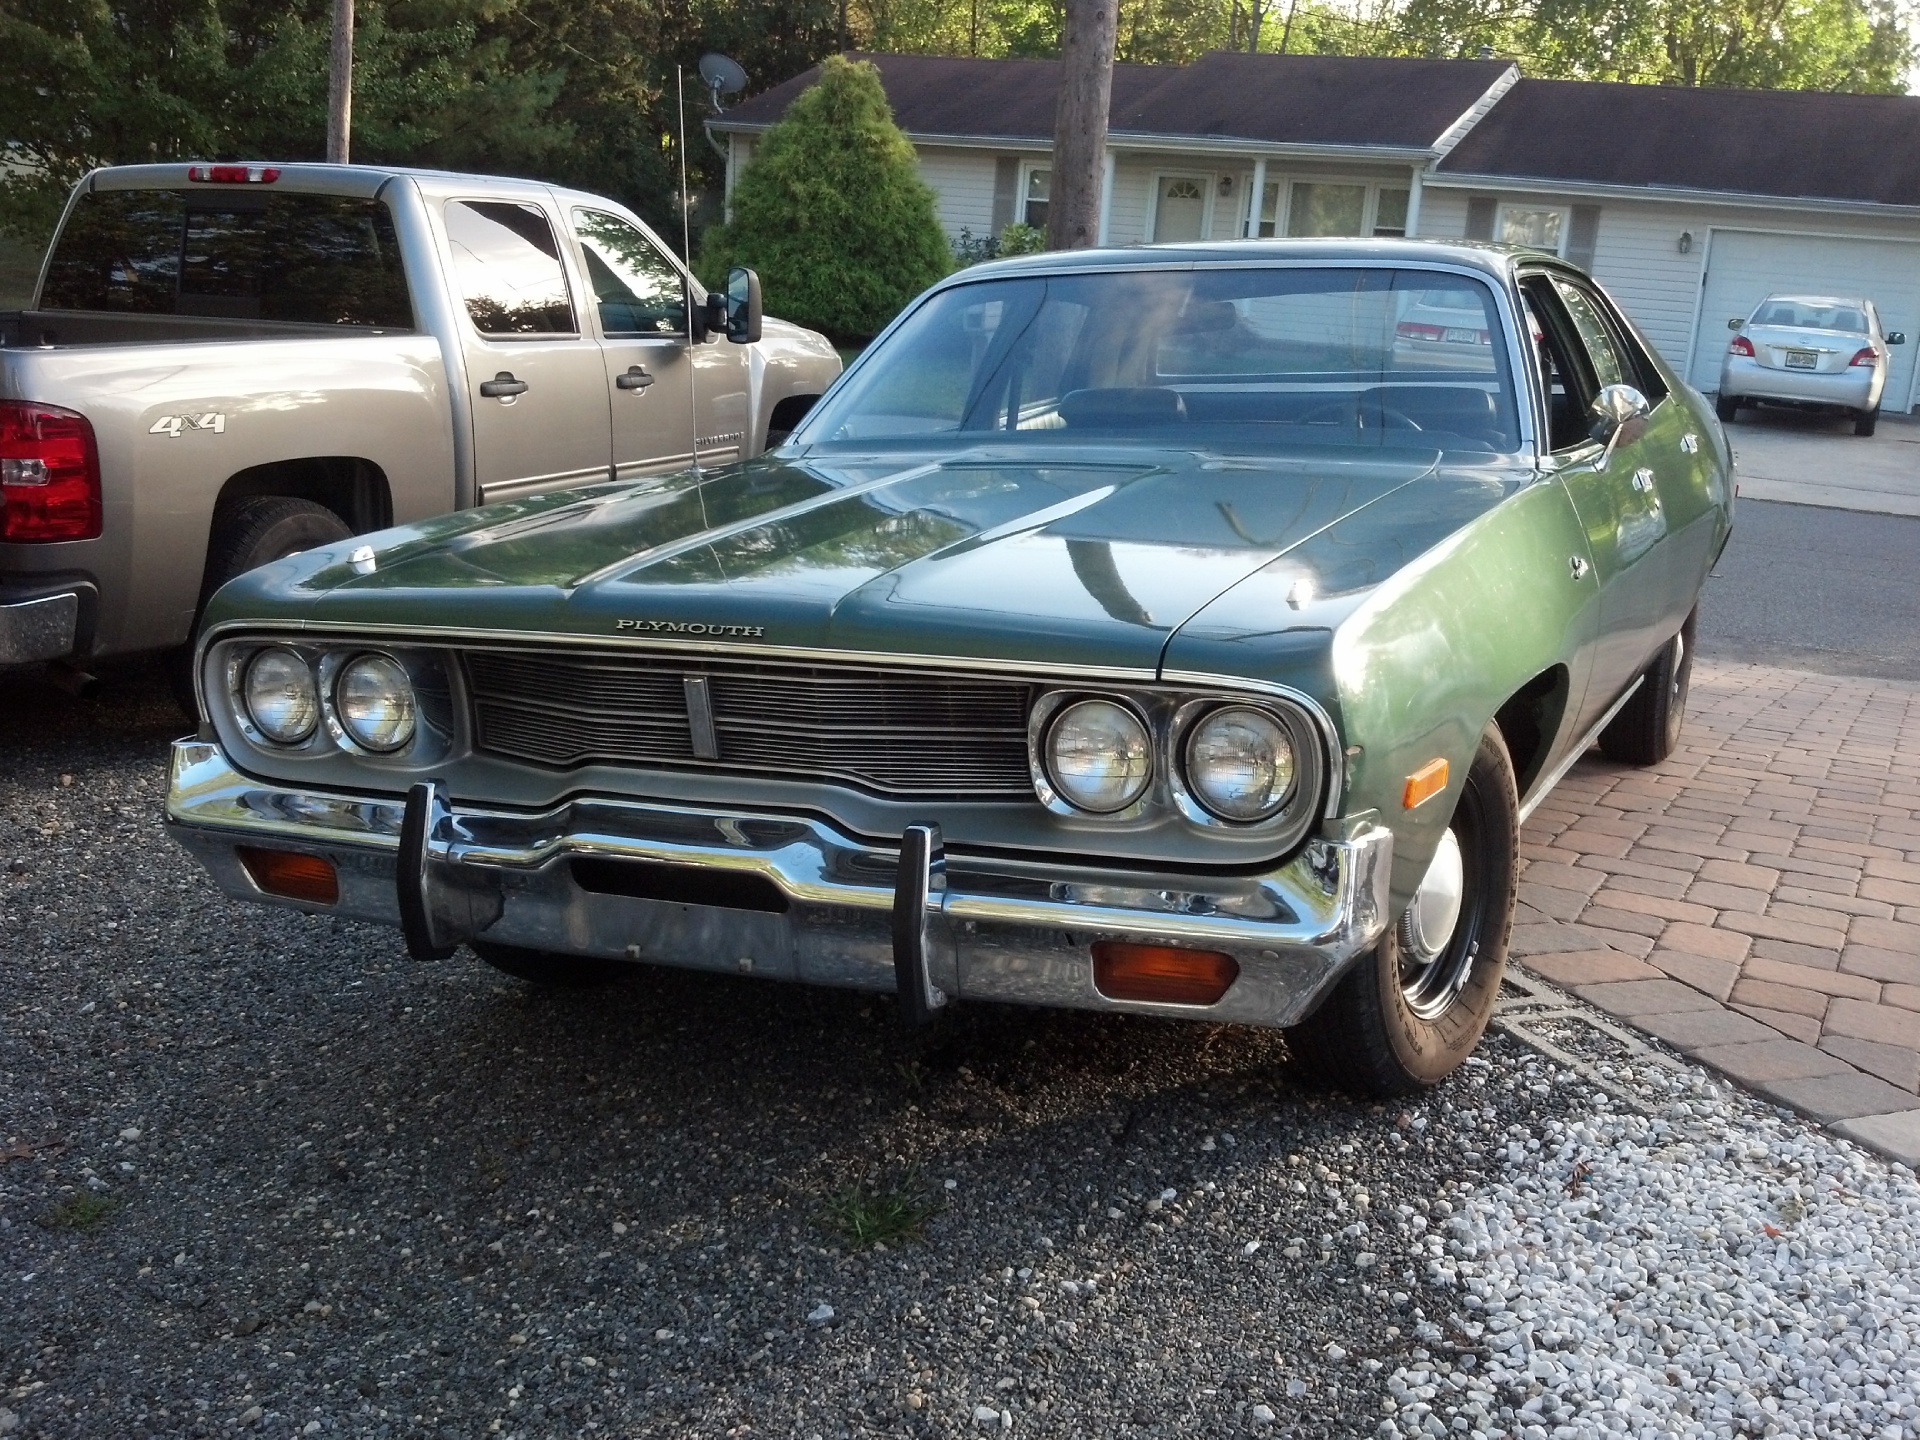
[[40, 189, 413, 329]]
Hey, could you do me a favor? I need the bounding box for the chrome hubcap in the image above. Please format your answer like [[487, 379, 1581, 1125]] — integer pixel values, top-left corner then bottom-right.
[[1398, 828, 1473, 1020]]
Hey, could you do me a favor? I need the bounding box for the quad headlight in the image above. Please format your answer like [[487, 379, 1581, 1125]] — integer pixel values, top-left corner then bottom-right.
[[242, 645, 319, 744], [1044, 698, 1153, 813], [1183, 705, 1297, 821], [334, 652, 417, 752]]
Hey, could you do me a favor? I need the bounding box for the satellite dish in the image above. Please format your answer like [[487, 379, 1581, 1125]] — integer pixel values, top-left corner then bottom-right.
[[699, 53, 748, 111]]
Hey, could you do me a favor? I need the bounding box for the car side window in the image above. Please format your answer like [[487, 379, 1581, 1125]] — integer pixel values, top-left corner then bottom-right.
[[1520, 277, 1599, 453], [1554, 276, 1670, 405], [443, 200, 576, 336], [1550, 278, 1628, 390], [570, 209, 687, 337]]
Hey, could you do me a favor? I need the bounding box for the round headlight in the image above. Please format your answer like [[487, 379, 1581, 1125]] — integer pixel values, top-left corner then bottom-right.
[[242, 646, 319, 744], [334, 653, 416, 753], [1045, 699, 1152, 813], [1184, 706, 1297, 821]]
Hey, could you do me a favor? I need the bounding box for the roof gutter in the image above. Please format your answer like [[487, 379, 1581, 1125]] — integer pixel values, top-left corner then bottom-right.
[[710, 118, 1436, 165], [1424, 169, 1920, 220]]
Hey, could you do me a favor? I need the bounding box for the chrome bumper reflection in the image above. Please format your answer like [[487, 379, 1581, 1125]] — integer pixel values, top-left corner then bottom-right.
[[165, 739, 1394, 1029]]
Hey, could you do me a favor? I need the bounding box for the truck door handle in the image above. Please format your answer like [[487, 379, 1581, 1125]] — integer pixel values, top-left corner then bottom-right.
[[479, 372, 529, 399], [615, 366, 654, 391]]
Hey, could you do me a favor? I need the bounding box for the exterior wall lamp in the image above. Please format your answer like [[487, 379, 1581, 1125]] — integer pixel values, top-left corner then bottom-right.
[[1678, 231, 1694, 254]]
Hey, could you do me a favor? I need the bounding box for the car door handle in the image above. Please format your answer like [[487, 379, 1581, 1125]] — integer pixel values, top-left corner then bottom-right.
[[615, 366, 654, 391], [1631, 468, 1655, 492], [479, 372, 529, 399]]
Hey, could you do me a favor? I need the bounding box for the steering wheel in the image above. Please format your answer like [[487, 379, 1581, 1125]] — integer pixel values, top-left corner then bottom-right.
[[1297, 398, 1426, 433]]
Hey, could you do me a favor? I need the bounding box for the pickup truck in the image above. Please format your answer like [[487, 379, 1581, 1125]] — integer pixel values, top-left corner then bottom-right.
[[0, 162, 843, 687]]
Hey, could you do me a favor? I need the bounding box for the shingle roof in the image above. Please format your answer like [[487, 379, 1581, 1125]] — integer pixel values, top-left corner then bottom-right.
[[1435, 77, 1920, 208], [716, 50, 1513, 151]]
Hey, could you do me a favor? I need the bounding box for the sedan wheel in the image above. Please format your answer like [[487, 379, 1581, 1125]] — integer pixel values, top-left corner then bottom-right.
[[1286, 725, 1518, 1095], [1598, 605, 1697, 766], [1856, 408, 1879, 438], [1715, 394, 1741, 423]]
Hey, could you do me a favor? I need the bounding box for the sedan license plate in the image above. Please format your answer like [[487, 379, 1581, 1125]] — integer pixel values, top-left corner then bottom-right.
[[1443, 327, 1480, 345], [1784, 350, 1818, 370]]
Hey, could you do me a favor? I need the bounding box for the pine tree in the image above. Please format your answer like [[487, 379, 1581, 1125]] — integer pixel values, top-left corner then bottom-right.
[[700, 56, 951, 342]]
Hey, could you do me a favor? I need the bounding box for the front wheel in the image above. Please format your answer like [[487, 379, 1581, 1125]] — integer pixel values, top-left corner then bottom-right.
[[1285, 725, 1518, 1095], [1598, 606, 1697, 766], [470, 940, 630, 988]]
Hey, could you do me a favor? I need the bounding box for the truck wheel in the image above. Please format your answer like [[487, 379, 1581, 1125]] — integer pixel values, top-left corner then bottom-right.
[[1285, 725, 1518, 1095], [1598, 606, 1697, 767], [470, 941, 630, 988], [170, 498, 354, 716], [1715, 394, 1740, 423]]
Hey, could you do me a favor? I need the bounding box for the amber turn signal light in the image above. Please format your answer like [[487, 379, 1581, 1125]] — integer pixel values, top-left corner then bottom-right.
[[1093, 941, 1239, 1006], [236, 846, 339, 905], [1402, 758, 1450, 810]]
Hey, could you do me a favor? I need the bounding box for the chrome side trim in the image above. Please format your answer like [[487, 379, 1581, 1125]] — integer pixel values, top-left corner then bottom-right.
[[1516, 676, 1643, 827]]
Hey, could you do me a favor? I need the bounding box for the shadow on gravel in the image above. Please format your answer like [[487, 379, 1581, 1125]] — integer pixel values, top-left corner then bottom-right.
[[0, 666, 1548, 1440]]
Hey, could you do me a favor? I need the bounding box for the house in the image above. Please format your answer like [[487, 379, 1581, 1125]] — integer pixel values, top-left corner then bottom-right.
[[712, 52, 1920, 412]]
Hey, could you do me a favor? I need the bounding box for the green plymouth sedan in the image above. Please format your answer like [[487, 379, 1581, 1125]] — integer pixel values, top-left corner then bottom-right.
[[166, 240, 1732, 1094]]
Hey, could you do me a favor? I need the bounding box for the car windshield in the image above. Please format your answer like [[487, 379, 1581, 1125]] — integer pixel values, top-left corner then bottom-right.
[[1751, 300, 1868, 333], [796, 266, 1522, 454]]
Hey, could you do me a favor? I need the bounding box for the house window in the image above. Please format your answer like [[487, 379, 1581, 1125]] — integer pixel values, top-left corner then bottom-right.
[[1152, 175, 1210, 242], [1286, 182, 1366, 237], [1022, 167, 1050, 229], [1498, 205, 1569, 253], [1373, 188, 1410, 237], [1251, 181, 1281, 238]]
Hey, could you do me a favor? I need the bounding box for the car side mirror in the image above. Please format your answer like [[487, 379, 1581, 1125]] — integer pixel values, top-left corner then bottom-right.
[[1727, 317, 1744, 331], [1588, 383, 1651, 458], [724, 266, 761, 344], [1889, 332, 1906, 346]]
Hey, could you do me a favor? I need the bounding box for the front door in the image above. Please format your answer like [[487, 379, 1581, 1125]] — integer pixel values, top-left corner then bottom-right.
[[569, 207, 699, 480], [1522, 272, 1671, 737], [443, 198, 611, 504], [1152, 176, 1209, 243]]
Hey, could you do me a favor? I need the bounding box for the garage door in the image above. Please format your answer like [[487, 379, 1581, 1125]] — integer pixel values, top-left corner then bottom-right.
[[1688, 229, 1920, 411]]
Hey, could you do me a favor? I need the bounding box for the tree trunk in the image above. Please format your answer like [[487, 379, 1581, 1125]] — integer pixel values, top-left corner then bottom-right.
[[1047, 0, 1118, 251], [327, 0, 354, 164]]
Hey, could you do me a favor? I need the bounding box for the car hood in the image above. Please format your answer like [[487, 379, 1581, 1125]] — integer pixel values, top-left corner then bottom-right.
[[220, 445, 1486, 673]]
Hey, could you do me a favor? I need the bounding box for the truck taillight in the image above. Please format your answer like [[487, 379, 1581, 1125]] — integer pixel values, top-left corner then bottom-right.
[[0, 401, 102, 542], [187, 164, 281, 184], [1728, 335, 1755, 357]]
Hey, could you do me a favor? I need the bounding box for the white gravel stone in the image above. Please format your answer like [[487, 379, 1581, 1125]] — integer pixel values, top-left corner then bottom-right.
[[1404, 1052, 1920, 1438], [806, 1303, 834, 1325]]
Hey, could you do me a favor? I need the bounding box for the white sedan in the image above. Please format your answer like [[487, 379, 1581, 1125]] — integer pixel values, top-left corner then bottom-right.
[[1718, 293, 1905, 436]]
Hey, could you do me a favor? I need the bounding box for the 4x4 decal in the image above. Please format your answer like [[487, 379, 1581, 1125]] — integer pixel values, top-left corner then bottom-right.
[[149, 413, 226, 438]]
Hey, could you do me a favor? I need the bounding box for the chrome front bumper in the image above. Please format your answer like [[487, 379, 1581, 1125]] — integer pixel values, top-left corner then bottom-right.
[[164, 740, 1395, 1029]]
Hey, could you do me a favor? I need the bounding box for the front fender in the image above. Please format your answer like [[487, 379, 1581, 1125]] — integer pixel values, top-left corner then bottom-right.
[[1333, 477, 1599, 912]]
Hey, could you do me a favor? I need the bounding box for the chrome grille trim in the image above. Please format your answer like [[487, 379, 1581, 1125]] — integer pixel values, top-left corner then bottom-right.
[[462, 649, 1037, 798]]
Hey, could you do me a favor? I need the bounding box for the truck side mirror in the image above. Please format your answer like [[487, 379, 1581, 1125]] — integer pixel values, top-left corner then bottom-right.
[[1889, 332, 1906, 346], [724, 266, 762, 344], [1726, 317, 1744, 331], [687, 278, 710, 343]]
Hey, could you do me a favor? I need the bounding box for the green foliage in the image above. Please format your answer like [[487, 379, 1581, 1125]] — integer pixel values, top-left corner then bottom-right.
[[41, 1191, 121, 1230], [997, 221, 1048, 256], [699, 57, 950, 341], [818, 1175, 939, 1247]]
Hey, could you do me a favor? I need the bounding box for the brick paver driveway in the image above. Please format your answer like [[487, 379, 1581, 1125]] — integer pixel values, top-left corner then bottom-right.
[[1514, 659, 1920, 1161]]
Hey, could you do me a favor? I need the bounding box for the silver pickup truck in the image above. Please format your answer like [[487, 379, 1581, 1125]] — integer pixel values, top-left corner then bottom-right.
[[0, 162, 842, 683]]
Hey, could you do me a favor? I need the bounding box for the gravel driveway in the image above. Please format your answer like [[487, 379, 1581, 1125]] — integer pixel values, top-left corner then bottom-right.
[[5, 666, 1920, 1439]]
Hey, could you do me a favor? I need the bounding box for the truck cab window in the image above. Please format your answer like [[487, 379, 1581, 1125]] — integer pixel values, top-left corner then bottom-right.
[[40, 190, 410, 328], [571, 209, 687, 337], [444, 200, 576, 336]]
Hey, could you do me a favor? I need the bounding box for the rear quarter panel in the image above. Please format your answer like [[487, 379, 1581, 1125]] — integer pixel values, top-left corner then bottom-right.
[[0, 336, 453, 656]]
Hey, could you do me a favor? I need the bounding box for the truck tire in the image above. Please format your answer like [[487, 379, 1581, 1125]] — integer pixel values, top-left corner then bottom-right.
[[469, 941, 630, 988], [170, 497, 354, 716], [1285, 725, 1518, 1096], [1598, 606, 1697, 767]]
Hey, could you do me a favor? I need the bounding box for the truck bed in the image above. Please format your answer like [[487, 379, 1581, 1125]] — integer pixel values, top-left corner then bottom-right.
[[0, 309, 403, 348]]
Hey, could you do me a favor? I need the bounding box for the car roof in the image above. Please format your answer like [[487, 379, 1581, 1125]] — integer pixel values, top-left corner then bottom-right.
[[952, 237, 1536, 286], [1757, 294, 1871, 310]]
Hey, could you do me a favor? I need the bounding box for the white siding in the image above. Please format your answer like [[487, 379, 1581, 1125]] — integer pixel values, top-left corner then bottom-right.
[[1417, 183, 1920, 411], [915, 147, 1001, 242]]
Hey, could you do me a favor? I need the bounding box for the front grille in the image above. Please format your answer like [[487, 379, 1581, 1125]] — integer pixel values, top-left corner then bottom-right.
[[461, 649, 1036, 798]]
